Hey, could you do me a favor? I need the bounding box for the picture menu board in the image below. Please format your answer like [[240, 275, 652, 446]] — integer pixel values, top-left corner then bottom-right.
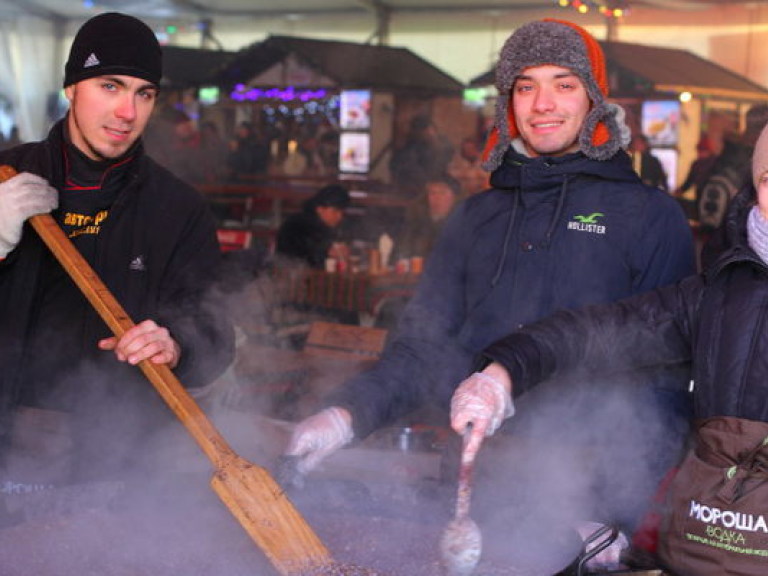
[[339, 132, 370, 173], [339, 89, 372, 174], [641, 100, 680, 148], [340, 90, 371, 130]]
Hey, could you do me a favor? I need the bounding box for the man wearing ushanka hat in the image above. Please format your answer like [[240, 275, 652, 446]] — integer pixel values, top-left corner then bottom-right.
[[287, 20, 696, 568]]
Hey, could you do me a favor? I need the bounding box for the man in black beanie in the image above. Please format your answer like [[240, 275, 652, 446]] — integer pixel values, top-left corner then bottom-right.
[[0, 12, 233, 493]]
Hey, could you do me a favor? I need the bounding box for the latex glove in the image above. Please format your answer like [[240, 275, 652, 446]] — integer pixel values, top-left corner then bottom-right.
[[450, 364, 514, 454], [0, 172, 58, 258], [98, 319, 181, 368], [285, 407, 354, 474], [577, 521, 629, 570]]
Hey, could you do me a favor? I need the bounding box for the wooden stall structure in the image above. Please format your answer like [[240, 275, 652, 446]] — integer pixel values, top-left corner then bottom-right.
[[156, 36, 473, 251]]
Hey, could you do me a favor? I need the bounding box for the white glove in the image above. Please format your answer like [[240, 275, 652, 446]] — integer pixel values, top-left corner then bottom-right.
[[0, 172, 58, 258], [576, 521, 629, 570], [285, 407, 354, 474], [450, 368, 514, 440]]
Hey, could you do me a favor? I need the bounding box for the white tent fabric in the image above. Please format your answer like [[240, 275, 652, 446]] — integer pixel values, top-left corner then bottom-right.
[[0, 17, 60, 142]]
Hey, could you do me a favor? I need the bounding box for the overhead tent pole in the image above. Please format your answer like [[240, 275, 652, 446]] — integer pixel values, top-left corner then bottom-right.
[[357, 0, 391, 45]]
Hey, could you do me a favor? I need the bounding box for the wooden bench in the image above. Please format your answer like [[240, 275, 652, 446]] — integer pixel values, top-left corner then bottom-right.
[[303, 321, 387, 360], [229, 321, 388, 419]]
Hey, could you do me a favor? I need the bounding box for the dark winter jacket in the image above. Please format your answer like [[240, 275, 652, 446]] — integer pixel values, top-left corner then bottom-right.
[[0, 121, 234, 442], [330, 147, 696, 439], [635, 151, 669, 192], [276, 209, 338, 269], [486, 184, 765, 422]]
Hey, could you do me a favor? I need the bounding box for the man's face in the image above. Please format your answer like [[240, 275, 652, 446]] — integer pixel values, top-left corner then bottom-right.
[[512, 65, 591, 158], [758, 172, 768, 220], [317, 205, 344, 228], [65, 75, 158, 161], [426, 181, 456, 222]]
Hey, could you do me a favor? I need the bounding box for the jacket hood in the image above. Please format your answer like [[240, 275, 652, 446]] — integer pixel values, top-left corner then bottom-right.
[[701, 184, 758, 275], [489, 146, 638, 191], [722, 184, 755, 245]]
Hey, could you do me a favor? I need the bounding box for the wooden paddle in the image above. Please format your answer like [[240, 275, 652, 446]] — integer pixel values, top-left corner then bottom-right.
[[0, 165, 331, 575]]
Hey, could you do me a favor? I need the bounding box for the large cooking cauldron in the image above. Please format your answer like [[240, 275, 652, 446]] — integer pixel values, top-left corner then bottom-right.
[[0, 472, 669, 576], [0, 411, 669, 576]]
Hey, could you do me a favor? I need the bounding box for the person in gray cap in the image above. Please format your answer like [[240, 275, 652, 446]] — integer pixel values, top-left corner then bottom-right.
[[0, 12, 233, 492], [285, 19, 694, 566]]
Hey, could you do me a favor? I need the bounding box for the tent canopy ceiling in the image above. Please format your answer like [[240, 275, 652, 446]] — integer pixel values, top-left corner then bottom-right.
[[216, 35, 464, 93], [0, 0, 766, 22]]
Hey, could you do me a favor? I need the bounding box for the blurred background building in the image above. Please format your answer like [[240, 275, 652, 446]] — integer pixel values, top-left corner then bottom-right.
[[2, 0, 768, 245]]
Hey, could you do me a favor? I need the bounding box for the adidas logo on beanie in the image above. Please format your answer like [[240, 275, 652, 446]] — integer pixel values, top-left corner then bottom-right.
[[63, 12, 162, 87]]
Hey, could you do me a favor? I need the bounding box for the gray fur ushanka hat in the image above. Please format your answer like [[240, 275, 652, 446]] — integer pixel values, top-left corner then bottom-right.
[[482, 18, 629, 170]]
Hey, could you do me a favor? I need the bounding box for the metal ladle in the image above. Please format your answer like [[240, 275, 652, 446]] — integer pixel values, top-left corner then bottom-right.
[[439, 423, 482, 576]]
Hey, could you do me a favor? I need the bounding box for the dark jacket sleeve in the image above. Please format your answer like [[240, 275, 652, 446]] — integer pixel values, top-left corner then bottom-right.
[[629, 188, 696, 293], [276, 213, 331, 269], [327, 203, 476, 439], [148, 169, 235, 389], [485, 276, 703, 398]]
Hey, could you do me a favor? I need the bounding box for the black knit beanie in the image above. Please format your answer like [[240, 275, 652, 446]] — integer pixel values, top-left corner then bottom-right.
[[304, 185, 351, 211], [64, 12, 162, 87]]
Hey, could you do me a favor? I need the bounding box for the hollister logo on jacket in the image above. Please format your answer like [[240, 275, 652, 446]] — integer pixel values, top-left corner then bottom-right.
[[567, 212, 607, 235]]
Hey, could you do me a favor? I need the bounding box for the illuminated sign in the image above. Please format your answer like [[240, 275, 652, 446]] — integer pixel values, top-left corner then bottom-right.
[[198, 86, 219, 105], [340, 90, 371, 130], [229, 84, 328, 103], [463, 87, 487, 108]]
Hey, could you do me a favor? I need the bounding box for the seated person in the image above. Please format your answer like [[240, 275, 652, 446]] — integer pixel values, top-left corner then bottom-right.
[[448, 136, 489, 195], [276, 184, 351, 269], [396, 174, 461, 260], [377, 175, 461, 331], [629, 134, 669, 192]]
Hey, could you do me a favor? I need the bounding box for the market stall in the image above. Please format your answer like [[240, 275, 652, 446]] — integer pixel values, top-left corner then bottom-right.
[[209, 34, 469, 184]]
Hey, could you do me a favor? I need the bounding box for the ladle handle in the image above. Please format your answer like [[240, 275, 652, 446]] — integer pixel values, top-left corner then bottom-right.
[[455, 423, 475, 520]]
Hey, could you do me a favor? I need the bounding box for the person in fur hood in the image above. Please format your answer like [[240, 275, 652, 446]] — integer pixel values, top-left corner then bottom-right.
[[452, 119, 768, 575]]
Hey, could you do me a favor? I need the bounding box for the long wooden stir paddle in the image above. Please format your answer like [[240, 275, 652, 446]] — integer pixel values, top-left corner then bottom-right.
[[0, 165, 331, 575]]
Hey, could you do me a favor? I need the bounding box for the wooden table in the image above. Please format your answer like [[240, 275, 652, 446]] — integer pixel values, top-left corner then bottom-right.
[[231, 321, 387, 419], [272, 267, 421, 317], [198, 182, 414, 229]]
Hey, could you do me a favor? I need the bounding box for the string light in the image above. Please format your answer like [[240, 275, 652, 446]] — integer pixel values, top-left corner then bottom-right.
[[555, 0, 629, 19]]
